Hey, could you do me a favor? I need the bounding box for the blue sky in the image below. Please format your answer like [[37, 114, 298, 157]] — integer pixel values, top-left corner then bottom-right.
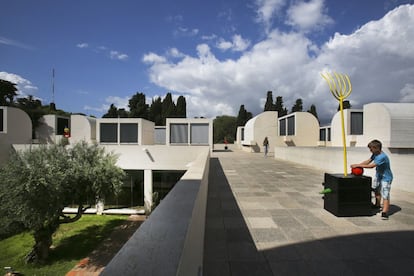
[[1, 0, 413, 124]]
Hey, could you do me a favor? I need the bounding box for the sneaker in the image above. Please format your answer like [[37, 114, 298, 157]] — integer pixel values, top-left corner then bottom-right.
[[381, 212, 389, 220]]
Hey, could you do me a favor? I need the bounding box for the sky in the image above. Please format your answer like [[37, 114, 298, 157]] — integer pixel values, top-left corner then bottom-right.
[[1, 0, 414, 124]]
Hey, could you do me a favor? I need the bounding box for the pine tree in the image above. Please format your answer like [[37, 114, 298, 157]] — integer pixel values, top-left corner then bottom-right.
[[176, 96, 186, 118], [264, 91, 276, 111], [103, 104, 119, 118], [236, 105, 253, 126], [162, 93, 176, 125], [291, 98, 303, 113], [307, 104, 319, 121], [129, 92, 148, 119], [275, 96, 287, 117], [149, 97, 163, 125]]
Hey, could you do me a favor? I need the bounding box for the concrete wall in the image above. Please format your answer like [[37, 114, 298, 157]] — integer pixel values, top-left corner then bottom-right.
[[0, 106, 32, 165], [140, 118, 155, 145], [103, 145, 209, 170], [242, 111, 278, 152], [101, 147, 210, 276], [275, 112, 320, 147], [274, 146, 414, 193], [69, 114, 96, 144], [35, 114, 70, 144], [330, 103, 414, 148], [364, 103, 414, 148]]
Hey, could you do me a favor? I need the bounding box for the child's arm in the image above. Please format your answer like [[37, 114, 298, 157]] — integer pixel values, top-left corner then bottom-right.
[[351, 158, 376, 168]]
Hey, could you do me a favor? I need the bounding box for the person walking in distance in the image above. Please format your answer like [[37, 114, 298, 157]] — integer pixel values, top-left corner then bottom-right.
[[263, 137, 269, 157]]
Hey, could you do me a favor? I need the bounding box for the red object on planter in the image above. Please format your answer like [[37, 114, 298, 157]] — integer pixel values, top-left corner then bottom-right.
[[351, 167, 364, 176]]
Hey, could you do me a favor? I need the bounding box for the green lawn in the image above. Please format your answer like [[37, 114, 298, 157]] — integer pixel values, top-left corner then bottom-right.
[[0, 215, 128, 276]]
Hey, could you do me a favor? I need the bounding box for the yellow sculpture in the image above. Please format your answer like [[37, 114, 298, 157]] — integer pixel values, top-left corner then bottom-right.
[[321, 72, 352, 176]]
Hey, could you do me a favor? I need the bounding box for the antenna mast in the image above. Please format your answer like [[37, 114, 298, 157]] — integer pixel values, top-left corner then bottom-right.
[[52, 68, 55, 103]]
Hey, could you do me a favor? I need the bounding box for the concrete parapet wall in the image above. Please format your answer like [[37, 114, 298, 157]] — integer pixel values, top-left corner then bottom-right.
[[101, 148, 210, 276], [274, 146, 414, 192]]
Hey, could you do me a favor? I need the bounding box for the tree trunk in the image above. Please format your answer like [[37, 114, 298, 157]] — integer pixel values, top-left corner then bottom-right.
[[26, 224, 56, 263]]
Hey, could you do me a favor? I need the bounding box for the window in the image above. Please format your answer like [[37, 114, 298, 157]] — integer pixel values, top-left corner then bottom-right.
[[56, 117, 69, 135], [100, 123, 118, 143], [170, 123, 188, 144], [120, 123, 138, 143], [279, 118, 286, 136], [327, 128, 331, 141], [241, 128, 245, 141], [0, 109, 3, 132], [350, 112, 363, 135], [191, 123, 209, 144], [319, 129, 326, 141], [287, 116, 295, 135]]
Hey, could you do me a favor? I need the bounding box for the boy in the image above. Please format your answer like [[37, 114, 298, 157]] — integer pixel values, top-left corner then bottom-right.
[[351, 139, 393, 220]]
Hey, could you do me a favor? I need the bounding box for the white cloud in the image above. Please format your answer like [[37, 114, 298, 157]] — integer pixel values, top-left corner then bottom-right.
[[285, 0, 333, 32], [84, 96, 129, 113], [174, 27, 199, 37], [217, 35, 251, 52], [0, 36, 34, 50], [142, 4, 414, 122], [0, 72, 38, 97], [110, 50, 129, 61], [76, 43, 128, 61], [400, 83, 414, 102], [255, 0, 286, 33], [76, 42, 89, 48]]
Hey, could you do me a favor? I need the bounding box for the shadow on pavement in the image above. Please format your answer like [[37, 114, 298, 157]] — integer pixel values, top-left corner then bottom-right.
[[203, 158, 414, 276]]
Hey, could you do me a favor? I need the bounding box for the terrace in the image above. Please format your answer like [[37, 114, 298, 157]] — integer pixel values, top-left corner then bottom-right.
[[102, 146, 414, 275]]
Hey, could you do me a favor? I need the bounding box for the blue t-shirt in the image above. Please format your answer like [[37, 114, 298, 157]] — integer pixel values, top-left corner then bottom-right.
[[371, 152, 393, 182]]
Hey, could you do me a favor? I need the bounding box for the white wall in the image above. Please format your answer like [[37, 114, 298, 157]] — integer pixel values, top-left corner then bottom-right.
[[275, 146, 414, 193], [69, 114, 96, 144], [275, 112, 320, 147], [102, 145, 209, 170], [0, 106, 32, 165], [242, 111, 278, 152]]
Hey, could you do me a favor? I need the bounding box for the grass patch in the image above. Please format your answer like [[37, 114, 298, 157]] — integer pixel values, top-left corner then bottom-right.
[[0, 215, 128, 276]]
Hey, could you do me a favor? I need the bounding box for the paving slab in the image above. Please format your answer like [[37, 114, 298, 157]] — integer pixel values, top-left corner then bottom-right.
[[203, 149, 414, 276]]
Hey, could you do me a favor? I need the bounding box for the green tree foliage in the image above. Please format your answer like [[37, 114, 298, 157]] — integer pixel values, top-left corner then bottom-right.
[[213, 115, 237, 143], [162, 93, 176, 124], [149, 97, 163, 125], [0, 79, 18, 106], [103, 92, 186, 125], [291, 98, 303, 113], [129, 92, 148, 119], [275, 96, 288, 117], [307, 104, 319, 121], [176, 95, 186, 118], [102, 104, 129, 118], [338, 100, 352, 111], [0, 142, 125, 263], [264, 91, 276, 111], [15, 95, 45, 133], [236, 105, 252, 126]]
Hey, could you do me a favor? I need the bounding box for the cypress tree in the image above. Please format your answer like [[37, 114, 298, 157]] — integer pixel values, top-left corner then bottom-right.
[[176, 96, 186, 118], [264, 91, 276, 111], [275, 96, 287, 117]]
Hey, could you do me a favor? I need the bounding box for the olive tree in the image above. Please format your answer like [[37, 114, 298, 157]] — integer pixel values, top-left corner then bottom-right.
[[0, 142, 125, 263]]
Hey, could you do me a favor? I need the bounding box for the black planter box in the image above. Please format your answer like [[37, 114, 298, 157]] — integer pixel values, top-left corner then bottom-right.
[[323, 173, 372, 217]]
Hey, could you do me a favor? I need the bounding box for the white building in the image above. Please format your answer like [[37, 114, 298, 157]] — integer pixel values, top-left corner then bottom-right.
[[0, 106, 32, 164]]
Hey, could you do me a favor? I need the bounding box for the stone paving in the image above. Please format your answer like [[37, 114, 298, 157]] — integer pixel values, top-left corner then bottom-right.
[[203, 149, 414, 276]]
